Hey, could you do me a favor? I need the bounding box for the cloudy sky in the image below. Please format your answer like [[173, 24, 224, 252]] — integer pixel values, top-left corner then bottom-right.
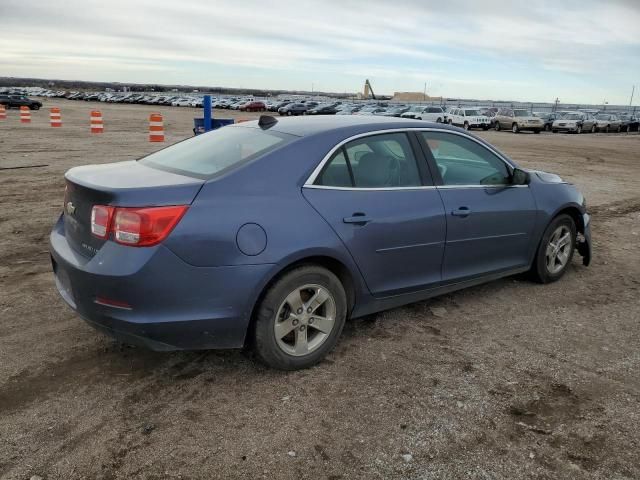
[[1, 0, 639, 104]]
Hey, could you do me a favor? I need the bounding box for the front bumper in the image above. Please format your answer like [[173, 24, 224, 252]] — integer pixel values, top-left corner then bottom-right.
[[577, 212, 592, 266], [553, 124, 579, 132], [50, 215, 272, 351]]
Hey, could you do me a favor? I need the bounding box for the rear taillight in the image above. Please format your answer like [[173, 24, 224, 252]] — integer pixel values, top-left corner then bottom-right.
[[91, 205, 115, 239], [90, 205, 187, 246]]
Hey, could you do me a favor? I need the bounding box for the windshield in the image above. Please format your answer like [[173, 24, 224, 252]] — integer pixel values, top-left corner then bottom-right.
[[514, 110, 530, 117], [410, 106, 424, 112], [596, 114, 609, 120], [565, 114, 581, 120], [464, 110, 479, 116], [140, 126, 295, 178]]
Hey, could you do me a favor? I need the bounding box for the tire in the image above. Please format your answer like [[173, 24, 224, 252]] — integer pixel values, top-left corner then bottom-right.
[[482, 126, 489, 130], [544, 124, 551, 132], [495, 122, 501, 131], [287, 111, 292, 116], [591, 125, 596, 133], [512, 123, 519, 134], [576, 125, 582, 134], [252, 265, 347, 370], [534, 129, 541, 134], [617, 125, 622, 133], [463, 122, 469, 130], [436, 117, 442, 123], [626, 125, 631, 133], [447, 119, 453, 125], [605, 125, 610, 133], [529, 214, 576, 284], [31, 105, 40, 110], [552, 130, 558, 133]]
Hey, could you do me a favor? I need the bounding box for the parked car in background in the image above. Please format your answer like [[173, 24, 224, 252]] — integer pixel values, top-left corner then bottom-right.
[[478, 107, 498, 128], [374, 105, 410, 117], [353, 106, 386, 116], [278, 103, 308, 116], [533, 112, 564, 132], [0, 94, 43, 110], [400, 105, 427, 119], [494, 108, 543, 133], [307, 104, 339, 115], [240, 101, 267, 112], [50, 116, 592, 370], [336, 105, 362, 115], [615, 113, 638, 132], [413, 106, 447, 123], [594, 114, 622, 133], [270, 101, 291, 112], [551, 112, 597, 134], [447, 108, 491, 130]]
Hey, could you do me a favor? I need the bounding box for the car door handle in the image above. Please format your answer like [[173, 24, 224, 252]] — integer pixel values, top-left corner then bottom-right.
[[451, 207, 472, 217], [343, 213, 371, 225]]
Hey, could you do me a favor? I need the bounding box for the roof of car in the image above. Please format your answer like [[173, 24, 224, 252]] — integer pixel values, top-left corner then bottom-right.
[[234, 115, 459, 137]]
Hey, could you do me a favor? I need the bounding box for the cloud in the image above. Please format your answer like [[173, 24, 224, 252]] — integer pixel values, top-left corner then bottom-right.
[[0, 0, 638, 102]]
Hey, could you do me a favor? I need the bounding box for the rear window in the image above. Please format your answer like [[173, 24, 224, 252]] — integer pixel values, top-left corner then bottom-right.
[[139, 126, 295, 179]]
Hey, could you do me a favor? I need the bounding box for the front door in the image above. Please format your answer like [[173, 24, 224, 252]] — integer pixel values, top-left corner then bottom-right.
[[419, 130, 537, 283], [303, 131, 446, 296]]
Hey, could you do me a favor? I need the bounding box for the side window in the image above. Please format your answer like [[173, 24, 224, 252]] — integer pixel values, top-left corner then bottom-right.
[[421, 132, 511, 186], [316, 149, 352, 187], [315, 133, 422, 188]]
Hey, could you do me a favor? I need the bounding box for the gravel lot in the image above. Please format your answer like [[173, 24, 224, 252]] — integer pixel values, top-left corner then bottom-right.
[[1, 99, 639, 480]]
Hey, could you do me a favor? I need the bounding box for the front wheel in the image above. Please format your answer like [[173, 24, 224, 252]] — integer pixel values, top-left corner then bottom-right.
[[436, 117, 442, 123], [591, 125, 596, 133], [544, 124, 551, 132], [448, 119, 453, 125], [529, 214, 576, 284], [576, 125, 582, 134], [252, 266, 347, 370], [617, 125, 622, 133], [512, 123, 519, 133], [495, 122, 501, 131], [533, 129, 541, 134], [463, 122, 469, 130]]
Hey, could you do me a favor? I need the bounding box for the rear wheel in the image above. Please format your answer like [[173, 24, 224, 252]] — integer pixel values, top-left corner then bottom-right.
[[626, 124, 631, 133], [617, 125, 622, 133], [533, 129, 541, 134], [495, 122, 501, 131], [544, 124, 551, 132], [605, 125, 610, 133], [530, 214, 576, 284], [252, 266, 347, 370], [448, 119, 453, 125], [591, 125, 596, 133], [463, 121, 469, 130], [436, 117, 442, 123], [576, 125, 582, 134]]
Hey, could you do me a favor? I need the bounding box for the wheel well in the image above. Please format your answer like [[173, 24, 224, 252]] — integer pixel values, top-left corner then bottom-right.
[[245, 256, 357, 346], [555, 207, 584, 234]]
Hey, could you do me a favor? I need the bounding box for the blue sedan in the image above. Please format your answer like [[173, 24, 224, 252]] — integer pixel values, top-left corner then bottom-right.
[[50, 116, 592, 370]]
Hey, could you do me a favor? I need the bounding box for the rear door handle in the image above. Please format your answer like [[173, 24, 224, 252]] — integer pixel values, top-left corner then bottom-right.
[[343, 213, 371, 225], [451, 207, 471, 217]]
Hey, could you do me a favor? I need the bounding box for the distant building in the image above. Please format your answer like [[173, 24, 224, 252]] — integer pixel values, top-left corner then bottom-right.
[[392, 92, 442, 102]]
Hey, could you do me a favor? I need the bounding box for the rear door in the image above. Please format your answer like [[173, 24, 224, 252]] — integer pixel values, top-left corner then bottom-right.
[[303, 131, 446, 296], [419, 130, 537, 283]]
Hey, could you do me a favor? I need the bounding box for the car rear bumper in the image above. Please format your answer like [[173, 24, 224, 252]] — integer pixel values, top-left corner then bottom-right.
[[49, 215, 272, 351]]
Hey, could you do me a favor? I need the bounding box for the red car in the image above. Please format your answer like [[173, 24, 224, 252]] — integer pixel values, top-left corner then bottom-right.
[[239, 101, 266, 112]]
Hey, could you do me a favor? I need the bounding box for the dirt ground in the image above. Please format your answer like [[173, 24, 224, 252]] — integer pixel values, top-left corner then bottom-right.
[[1, 99, 639, 480]]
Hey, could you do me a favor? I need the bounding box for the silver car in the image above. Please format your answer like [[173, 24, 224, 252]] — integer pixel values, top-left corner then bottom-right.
[[552, 112, 597, 134], [594, 114, 622, 133]]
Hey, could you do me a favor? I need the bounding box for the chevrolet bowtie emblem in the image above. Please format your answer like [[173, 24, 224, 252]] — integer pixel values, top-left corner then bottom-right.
[[66, 201, 76, 215]]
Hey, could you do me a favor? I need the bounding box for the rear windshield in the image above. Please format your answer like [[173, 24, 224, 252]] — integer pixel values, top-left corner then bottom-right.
[[139, 126, 295, 179]]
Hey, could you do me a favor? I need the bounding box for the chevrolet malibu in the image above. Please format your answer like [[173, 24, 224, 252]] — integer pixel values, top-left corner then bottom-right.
[[50, 116, 592, 370]]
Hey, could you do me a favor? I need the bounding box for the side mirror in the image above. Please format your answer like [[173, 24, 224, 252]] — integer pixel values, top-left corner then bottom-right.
[[512, 168, 530, 185]]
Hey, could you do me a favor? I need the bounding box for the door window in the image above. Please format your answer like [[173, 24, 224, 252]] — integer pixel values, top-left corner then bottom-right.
[[315, 133, 422, 188], [421, 132, 511, 186]]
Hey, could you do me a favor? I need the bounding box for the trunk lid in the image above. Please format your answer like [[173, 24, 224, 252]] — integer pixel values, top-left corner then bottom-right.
[[63, 161, 203, 258]]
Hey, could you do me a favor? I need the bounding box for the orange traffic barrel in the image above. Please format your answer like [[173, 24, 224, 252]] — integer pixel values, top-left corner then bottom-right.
[[90, 110, 103, 133], [149, 113, 164, 142], [20, 106, 31, 123], [50, 107, 62, 127], [0, 104, 6, 120]]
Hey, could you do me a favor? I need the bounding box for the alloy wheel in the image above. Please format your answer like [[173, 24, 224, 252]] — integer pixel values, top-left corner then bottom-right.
[[545, 226, 572, 275], [274, 284, 337, 356]]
